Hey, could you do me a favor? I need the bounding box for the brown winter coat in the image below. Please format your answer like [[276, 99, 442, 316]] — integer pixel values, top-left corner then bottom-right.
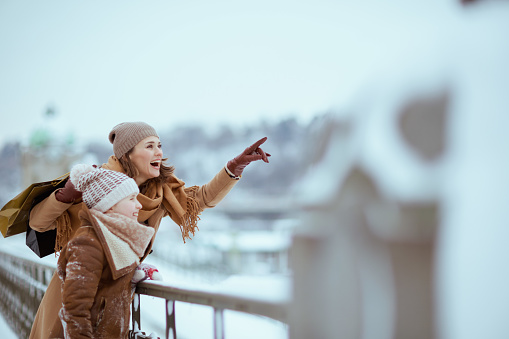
[[49, 208, 154, 338], [29, 157, 238, 339]]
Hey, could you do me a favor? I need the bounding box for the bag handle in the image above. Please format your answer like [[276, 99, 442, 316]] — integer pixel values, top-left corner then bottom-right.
[[52, 172, 70, 187]]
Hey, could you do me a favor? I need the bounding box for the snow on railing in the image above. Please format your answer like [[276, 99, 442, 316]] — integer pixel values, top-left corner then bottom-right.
[[0, 249, 55, 338], [131, 280, 289, 339], [0, 248, 289, 339]]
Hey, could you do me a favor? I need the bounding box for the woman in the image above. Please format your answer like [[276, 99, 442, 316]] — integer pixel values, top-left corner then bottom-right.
[[28, 121, 270, 339]]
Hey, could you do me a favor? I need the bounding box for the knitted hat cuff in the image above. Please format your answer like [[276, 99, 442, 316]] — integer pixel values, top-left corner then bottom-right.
[[70, 164, 139, 212], [92, 178, 140, 212]]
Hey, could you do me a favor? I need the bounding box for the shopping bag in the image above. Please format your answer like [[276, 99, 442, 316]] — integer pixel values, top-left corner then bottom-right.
[[0, 173, 69, 238], [26, 223, 57, 258]]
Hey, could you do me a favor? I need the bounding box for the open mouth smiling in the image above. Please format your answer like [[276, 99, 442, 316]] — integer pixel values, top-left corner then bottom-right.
[[150, 160, 161, 169]]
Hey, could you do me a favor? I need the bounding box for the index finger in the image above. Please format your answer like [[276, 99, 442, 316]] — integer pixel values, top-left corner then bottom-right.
[[245, 137, 268, 153]]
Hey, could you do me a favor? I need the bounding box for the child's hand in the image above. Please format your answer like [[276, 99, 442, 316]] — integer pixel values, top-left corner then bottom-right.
[[131, 263, 162, 285]]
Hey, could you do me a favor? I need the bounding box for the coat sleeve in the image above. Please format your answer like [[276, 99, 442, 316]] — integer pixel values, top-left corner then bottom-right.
[[29, 191, 72, 231], [59, 232, 104, 339], [191, 167, 239, 210]]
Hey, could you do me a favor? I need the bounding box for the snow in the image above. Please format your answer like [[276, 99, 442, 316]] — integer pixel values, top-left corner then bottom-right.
[[1, 233, 58, 267], [136, 296, 288, 339], [200, 230, 291, 253], [0, 313, 17, 339], [137, 254, 290, 338], [0, 231, 290, 338], [136, 295, 288, 339]]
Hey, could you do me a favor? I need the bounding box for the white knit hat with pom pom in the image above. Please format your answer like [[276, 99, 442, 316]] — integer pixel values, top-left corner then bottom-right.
[[70, 164, 139, 212]]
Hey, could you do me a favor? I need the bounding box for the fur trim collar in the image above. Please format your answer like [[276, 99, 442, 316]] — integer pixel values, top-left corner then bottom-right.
[[88, 209, 154, 279]]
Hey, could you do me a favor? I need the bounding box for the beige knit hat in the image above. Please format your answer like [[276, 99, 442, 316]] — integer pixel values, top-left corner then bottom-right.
[[108, 122, 159, 159], [70, 164, 139, 212]]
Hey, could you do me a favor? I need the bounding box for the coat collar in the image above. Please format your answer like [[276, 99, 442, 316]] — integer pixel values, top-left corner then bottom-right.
[[79, 208, 154, 280]]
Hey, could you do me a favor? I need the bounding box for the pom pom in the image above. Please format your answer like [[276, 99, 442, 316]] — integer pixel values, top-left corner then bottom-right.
[[70, 164, 96, 189]]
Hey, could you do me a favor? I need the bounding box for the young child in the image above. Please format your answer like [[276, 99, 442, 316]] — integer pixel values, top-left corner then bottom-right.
[[49, 164, 156, 338]]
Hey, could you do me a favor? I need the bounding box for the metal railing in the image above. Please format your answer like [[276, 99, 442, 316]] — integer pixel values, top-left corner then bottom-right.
[[0, 250, 56, 338], [131, 280, 289, 339], [0, 249, 289, 339]]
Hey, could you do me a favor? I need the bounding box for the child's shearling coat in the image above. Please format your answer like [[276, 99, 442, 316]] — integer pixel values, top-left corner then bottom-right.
[[50, 207, 153, 338]]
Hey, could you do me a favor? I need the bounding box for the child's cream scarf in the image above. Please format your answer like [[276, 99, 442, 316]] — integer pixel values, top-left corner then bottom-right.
[[90, 209, 154, 279]]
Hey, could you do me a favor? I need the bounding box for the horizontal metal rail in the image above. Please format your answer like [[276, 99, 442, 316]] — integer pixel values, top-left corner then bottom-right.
[[0, 249, 288, 339], [131, 280, 289, 339]]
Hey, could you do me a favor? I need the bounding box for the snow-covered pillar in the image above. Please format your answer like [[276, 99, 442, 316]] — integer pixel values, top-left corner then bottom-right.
[[436, 2, 509, 338], [289, 90, 445, 339]]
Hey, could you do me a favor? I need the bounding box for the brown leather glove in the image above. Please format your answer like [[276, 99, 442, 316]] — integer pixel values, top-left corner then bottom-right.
[[55, 179, 82, 203], [227, 137, 271, 177]]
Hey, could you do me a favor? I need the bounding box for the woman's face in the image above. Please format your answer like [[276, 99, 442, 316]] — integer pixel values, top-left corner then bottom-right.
[[108, 193, 142, 220], [129, 136, 163, 185]]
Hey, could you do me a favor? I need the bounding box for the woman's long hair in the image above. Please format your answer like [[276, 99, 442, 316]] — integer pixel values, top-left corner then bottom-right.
[[118, 149, 175, 194]]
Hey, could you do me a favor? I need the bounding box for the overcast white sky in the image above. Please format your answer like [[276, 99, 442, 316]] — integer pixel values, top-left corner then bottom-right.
[[0, 0, 457, 147]]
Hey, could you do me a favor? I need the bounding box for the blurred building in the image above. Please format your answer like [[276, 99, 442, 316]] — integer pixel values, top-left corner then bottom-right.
[[151, 202, 296, 278], [20, 108, 82, 188]]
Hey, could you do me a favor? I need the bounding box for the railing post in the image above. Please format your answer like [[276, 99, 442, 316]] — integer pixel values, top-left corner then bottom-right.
[[116, 279, 287, 338], [132, 293, 141, 333], [213, 308, 224, 339], [166, 300, 176, 339]]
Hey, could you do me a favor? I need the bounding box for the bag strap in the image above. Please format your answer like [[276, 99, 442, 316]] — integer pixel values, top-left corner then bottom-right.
[[53, 172, 70, 187]]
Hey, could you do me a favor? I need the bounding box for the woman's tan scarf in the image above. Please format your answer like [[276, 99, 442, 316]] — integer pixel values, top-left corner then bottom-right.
[[55, 211, 72, 253], [103, 156, 200, 242]]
